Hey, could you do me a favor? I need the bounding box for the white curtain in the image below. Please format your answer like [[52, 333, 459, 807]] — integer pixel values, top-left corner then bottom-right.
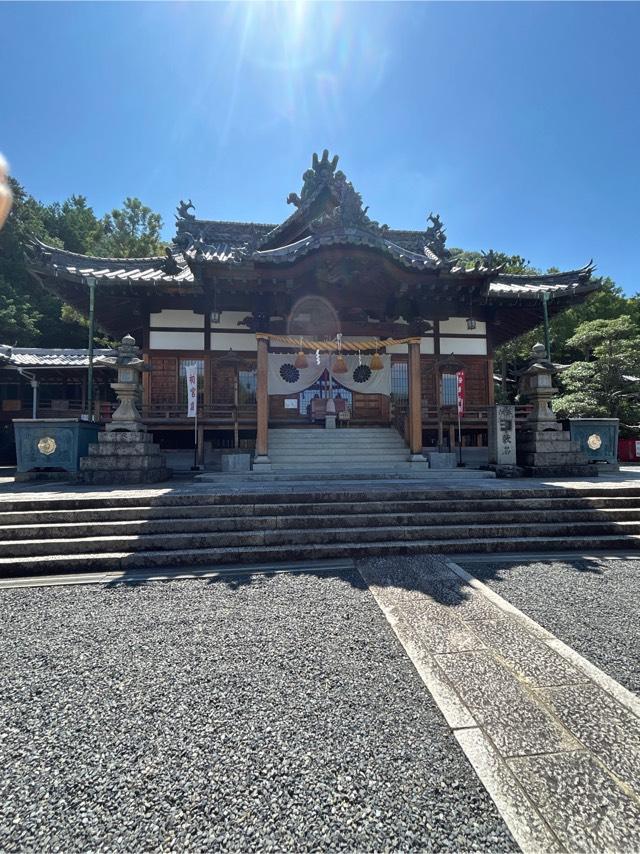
[[330, 354, 391, 396], [268, 352, 392, 396], [268, 353, 327, 395]]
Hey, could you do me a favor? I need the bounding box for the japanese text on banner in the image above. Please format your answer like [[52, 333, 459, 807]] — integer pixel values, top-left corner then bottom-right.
[[456, 370, 465, 417], [186, 367, 198, 417]]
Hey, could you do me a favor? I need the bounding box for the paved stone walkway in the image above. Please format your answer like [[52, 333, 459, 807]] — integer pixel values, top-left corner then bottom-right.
[[458, 556, 640, 696], [1, 466, 640, 499], [360, 555, 640, 854]]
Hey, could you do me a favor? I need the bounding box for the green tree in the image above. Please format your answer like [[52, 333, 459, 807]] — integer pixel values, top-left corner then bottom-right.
[[0, 178, 64, 345], [554, 317, 640, 431], [98, 197, 164, 257], [44, 195, 104, 254], [0, 181, 164, 347]]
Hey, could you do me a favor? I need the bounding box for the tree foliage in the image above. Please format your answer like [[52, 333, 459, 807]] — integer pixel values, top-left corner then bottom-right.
[[553, 317, 640, 431], [98, 197, 163, 257], [0, 179, 164, 347]]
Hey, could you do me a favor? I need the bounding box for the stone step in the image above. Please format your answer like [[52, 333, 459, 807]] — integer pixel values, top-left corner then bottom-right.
[[1, 533, 640, 578], [3, 519, 640, 559], [268, 450, 410, 461], [3, 487, 640, 515], [268, 445, 408, 454], [4, 495, 640, 526], [3, 507, 640, 541]]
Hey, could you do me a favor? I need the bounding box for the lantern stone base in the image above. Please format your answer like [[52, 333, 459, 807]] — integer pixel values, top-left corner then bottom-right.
[[517, 429, 593, 476], [80, 430, 170, 484]]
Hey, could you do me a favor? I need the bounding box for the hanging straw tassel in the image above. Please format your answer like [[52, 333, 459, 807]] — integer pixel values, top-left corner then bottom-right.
[[370, 351, 383, 371]]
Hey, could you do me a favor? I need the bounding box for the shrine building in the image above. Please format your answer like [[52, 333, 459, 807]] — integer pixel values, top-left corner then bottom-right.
[[24, 150, 598, 469]]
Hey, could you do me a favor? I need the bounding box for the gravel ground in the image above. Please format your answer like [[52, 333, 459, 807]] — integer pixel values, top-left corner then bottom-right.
[[0, 571, 515, 853], [462, 557, 640, 695]]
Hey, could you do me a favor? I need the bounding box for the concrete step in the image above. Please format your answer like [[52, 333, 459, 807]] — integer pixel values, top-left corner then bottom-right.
[[4, 488, 640, 516], [3, 520, 640, 559], [2, 533, 640, 578], [5, 496, 640, 527], [3, 507, 640, 541], [268, 451, 411, 463], [268, 463, 421, 472]]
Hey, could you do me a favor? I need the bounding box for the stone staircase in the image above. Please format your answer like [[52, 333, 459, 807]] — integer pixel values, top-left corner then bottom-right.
[[1, 485, 639, 578], [267, 427, 425, 475]]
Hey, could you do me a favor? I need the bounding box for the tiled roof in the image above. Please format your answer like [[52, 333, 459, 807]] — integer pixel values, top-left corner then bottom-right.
[[27, 240, 194, 285], [178, 217, 431, 257], [0, 346, 114, 368], [184, 229, 441, 270], [488, 264, 597, 300]]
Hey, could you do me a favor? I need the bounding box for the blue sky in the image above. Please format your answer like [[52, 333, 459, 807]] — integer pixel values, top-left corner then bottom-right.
[[2, 1, 639, 293]]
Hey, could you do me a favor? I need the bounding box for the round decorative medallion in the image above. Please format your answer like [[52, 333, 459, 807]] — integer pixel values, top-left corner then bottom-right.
[[279, 363, 300, 384], [353, 364, 372, 384], [37, 436, 57, 456], [587, 433, 602, 451]]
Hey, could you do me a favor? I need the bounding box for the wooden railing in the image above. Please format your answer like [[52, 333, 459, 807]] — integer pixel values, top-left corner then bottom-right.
[[140, 403, 257, 424], [420, 404, 533, 424]]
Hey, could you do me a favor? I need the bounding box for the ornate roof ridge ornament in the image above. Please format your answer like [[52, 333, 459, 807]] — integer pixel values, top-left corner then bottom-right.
[[284, 149, 389, 237], [176, 199, 196, 222], [424, 212, 449, 259], [286, 149, 341, 208]]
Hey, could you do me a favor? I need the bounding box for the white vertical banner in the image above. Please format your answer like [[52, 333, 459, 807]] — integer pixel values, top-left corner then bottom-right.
[[456, 371, 465, 417], [186, 366, 198, 417]]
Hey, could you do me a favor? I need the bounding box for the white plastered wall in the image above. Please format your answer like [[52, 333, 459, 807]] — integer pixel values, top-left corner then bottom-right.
[[439, 337, 487, 355], [149, 331, 205, 350], [439, 317, 487, 335], [149, 309, 204, 329]]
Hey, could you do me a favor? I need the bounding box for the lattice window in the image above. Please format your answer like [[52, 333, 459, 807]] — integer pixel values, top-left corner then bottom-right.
[[238, 369, 257, 404], [441, 373, 458, 406], [391, 362, 408, 405]]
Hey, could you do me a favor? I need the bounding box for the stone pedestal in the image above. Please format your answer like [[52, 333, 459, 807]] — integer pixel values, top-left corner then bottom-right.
[[425, 451, 456, 469], [81, 430, 169, 484], [517, 429, 592, 476], [221, 453, 251, 473]]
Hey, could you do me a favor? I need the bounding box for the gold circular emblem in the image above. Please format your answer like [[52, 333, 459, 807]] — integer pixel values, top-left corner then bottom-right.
[[587, 433, 602, 451], [37, 436, 57, 456]]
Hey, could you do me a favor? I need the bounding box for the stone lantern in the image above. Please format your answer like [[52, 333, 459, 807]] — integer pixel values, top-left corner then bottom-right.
[[108, 333, 147, 432], [80, 335, 169, 484], [516, 343, 590, 476], [518, 342, 562, 432]]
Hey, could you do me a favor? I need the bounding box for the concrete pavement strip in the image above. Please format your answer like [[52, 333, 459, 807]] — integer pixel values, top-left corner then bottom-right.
[[361, 555, 640, 854]]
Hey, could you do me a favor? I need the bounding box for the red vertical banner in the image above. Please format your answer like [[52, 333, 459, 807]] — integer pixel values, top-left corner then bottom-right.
[[456, 370, 465, 417]]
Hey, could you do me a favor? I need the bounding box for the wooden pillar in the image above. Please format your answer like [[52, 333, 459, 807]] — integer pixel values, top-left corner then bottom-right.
[[254, 334, 271, 468], [233, 370, 239, 450], [197, 424, 205, 466], [408, 339, 423, 457]]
